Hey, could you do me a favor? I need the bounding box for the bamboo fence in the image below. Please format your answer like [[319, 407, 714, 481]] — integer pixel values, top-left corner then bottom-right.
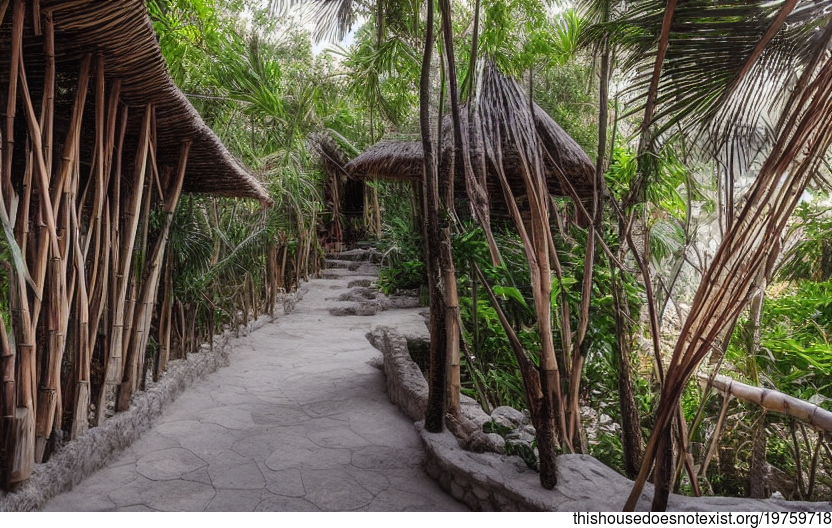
[[0, 0, 270, 491]]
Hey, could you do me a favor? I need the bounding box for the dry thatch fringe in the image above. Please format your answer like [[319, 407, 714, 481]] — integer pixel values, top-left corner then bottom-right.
[[625, 46, 832, 512], [344, 140, 426, 181], [313, 132, 350, 181], [34, 0, 270, 204]]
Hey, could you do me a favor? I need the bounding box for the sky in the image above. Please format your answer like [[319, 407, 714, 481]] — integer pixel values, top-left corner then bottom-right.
[[237, 0, 361, 55]]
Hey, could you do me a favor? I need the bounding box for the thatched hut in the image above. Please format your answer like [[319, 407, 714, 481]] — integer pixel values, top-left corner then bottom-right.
[[313, 132, 358, 249], [344, 100, 595, 217], [0, 0, 269, 490], [344, 140, 425, 182]]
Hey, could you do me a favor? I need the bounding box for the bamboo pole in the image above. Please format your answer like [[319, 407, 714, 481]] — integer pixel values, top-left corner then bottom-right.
[[100, 104, 152, 420], [40, 10, 54, 175], [93, 102, 127, 426], [121, 142, 190, 407], [27, 9, 54, 339], [31, 55, 91, 463], [14, 143, 32, 257], [24, 54, 89, 330], [117, 161, 153, 412], [700, 373, 832, 432], [626, 50, 832, 513], [87, 81, 120, 366], [2, 0, 23, 217], [2, 191, 35, 491], [154, 254, 173, 381], [16, 48, 88, 468], [69, 202, 90, 439]]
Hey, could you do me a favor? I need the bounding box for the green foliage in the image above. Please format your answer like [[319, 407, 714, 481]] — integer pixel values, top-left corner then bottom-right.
[[779, 198, 832, 283], [377, 260, 425, 295], [604, 143, 690, 265], [479, 0, 578, 76], [482, 420, 511, 436], [451, 226, 534, 410], [505, 438, 539, 471], [533, 60, 598, 157], [334, 30, 420, 130], [376, 183, 426, 295], [0, 238, 10, 328], [728, 281, 832, 411]]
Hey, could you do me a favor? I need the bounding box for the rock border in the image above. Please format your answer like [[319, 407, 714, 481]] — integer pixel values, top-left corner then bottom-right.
[[368, 325, 832, 512], [0, 285, 308, 512]]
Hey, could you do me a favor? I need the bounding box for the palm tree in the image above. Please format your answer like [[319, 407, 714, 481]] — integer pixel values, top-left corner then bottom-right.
[[578, 0, 832, 510]]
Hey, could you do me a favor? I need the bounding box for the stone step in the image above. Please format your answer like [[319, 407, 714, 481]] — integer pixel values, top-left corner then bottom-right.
[[324, 259, 361, 271], [325, 248, 382, 263], [321, 263, 381, 279]]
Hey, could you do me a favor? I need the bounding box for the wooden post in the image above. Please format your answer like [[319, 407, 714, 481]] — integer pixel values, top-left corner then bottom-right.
[[2, 0, 23, 217], [6, 408, 33, 490], [100, 104, 151, 420], [32, 55, 91, 463], [120, 142, 189, 407]]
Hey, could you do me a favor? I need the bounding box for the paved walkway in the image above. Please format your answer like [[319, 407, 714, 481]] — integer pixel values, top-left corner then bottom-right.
[[44, 263, 466, 512]]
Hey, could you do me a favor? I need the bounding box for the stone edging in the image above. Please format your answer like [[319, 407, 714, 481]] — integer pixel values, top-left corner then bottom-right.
[[366, 326, 427, 422], [0, 285, 308, 512], [369, 325, 832, 512]]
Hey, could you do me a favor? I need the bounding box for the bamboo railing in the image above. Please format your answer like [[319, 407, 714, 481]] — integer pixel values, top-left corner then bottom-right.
[[699, 373, 832, 433]]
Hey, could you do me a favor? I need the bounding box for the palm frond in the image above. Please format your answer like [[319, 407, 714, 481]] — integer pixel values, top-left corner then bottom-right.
[[580, 0, 832, 149], [268, 0, 357, 43]]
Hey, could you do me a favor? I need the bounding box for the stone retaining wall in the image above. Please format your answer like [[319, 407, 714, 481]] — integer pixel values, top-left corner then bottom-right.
[[366, 326, 428, 422], [368, 325, 832, 512], [0, 286, 307, 512]]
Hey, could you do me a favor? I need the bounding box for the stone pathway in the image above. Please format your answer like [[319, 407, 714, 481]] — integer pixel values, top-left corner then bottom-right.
[[43, 254, 466, 512]]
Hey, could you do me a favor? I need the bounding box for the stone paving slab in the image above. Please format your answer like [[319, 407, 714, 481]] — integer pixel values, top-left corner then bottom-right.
[[43, 270, 465, 512]]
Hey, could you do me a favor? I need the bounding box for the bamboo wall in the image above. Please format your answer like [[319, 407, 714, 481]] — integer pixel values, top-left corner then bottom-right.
[[0, 1, 192, 490]]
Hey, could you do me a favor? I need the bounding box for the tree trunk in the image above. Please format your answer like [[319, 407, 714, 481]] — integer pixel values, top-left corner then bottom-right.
[[437, 0, 462, 418], [420, 0, 446, 433], [612, 269, 644, 478]]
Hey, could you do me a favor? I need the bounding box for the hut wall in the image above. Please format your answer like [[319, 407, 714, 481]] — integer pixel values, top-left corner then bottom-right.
[[0, 2, 191, 490]]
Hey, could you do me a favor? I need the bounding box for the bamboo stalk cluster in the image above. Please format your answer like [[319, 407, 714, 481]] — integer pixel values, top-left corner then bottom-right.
[[0, 0, 274, 491]]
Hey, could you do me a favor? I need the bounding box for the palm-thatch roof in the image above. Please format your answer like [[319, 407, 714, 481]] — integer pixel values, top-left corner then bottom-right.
[[313, 133, 350, 181], [344, 74, 594, 209], [344, 140, 425, 182], [11, 0, 269, 203]]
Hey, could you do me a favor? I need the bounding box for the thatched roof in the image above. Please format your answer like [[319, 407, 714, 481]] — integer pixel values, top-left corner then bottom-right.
[[12, 0, 270, 203], [313, 132, 350, 180], [344, 140, 425, 182], [344, 101, 594, 206], [440, 102, 595, 204]]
